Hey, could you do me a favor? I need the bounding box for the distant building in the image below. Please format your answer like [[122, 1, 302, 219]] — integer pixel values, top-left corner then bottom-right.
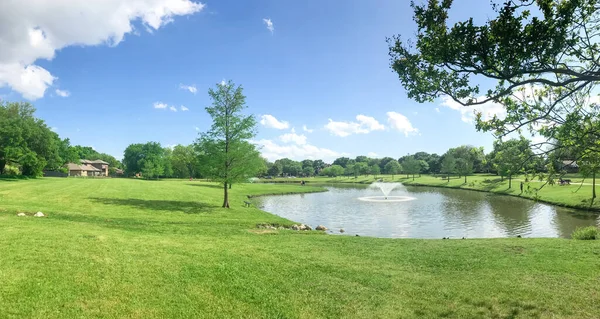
[[561, 159, 579, 173], [66, 159, 110, 177]]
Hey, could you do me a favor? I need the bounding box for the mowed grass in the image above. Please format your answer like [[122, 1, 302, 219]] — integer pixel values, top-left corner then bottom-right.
[[0, 178, 599, 318]]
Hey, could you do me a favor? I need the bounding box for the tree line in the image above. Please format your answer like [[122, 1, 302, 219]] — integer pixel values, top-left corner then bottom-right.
[[0, 101, 121, 177]]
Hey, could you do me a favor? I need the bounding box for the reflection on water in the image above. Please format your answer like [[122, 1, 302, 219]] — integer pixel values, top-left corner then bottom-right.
[[255, 185, 600, 239]]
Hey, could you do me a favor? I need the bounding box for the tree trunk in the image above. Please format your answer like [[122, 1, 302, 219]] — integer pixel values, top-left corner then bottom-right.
[[508, 176, 512, 189], [222, 182, 230, 208], [464, 175, 467, 183], [229, 183, 232, 189], [0, 159, 5, 175], [593, 171, 596, 200], [447, 175, 450, 182], [412, 174, 415, 181]]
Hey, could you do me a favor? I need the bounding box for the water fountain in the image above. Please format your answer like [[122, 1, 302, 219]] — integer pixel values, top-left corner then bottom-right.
[[358, 182, 416, 202]]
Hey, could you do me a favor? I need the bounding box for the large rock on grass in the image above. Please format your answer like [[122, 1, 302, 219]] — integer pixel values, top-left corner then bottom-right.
[[34, 212, 44, 217], [17, 213, 26, 217], [316, 225, 327, 231]]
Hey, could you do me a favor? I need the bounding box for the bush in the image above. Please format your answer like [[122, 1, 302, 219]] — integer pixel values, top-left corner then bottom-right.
[[571, 226, 599, 240]]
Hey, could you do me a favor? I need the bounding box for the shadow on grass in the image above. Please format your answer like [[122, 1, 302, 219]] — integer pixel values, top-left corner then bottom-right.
[[89, 197, 219, 214], [188, 183, 223, 189]]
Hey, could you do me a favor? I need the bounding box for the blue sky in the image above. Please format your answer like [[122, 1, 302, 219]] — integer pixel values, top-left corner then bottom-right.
[[0, 0, 504, 162]]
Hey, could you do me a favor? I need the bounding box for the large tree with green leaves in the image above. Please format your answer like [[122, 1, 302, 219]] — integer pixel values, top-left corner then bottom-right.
[[389, 0, 600, 162], [171, 145, 199, 178], [491, 138, 535, 188], [384, 160, 402, 179], [402, 156, 421, 180], [196, 81, 260, 208], [440, 154, 456, 181]]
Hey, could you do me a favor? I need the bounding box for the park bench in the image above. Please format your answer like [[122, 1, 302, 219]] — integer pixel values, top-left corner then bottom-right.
[[244, 201, 252, 207]]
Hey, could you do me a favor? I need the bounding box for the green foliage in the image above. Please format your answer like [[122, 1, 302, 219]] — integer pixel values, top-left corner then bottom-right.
[[369, 164, 380, 177], [171, 145, 201, 178], [571, 226, 599, 240], [302, 166, 314, 177], [123, 142, 168, 178], [491, 138, 534, 188], [267, 162, 282, 177], [384, 160, 401, 178], [320, 164, 344, 177], [441, 154, 456, 179], [401, 156, 421, 180], [332, 157, 351, 168], [196, 81, 260, 208], [0, 101, 63, 176]]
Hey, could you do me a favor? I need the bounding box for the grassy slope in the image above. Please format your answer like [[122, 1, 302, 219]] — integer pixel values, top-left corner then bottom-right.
[[0, 178, 599, 318], [272, 174, 600, 211]]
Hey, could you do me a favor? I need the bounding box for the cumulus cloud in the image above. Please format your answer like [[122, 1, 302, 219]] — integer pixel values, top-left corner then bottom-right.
[[260, 114, 289, 130], [179, 84, 197, 94], [302, 125, 314, 133], [435, 108, 440, 113], [55, 89, 70, 97], [367, 152, 378, 158], [263, 18, 274, 33], [324, 114, 385, 137], [195, 127, 200, 131], [386, 112, 419, 136], [252, 139, 340, 162], [180, 105, 189, 111], [279, 131, 307, 145], [440, 96, 506, 123], [154, 102, 168, 109], [0, 0, 204, 100], [169, 106, 177, 112]]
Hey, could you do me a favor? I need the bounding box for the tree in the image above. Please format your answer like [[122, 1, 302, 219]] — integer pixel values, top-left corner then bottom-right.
[[302, 166, 314, 177], [402, 156, 421, 180], [418, 160, 429, 177], [440, 154, 456, 182], [332, 157, 351, 168], [172, 145, 200, 178], [196, 80, 259, 208], [0, 101, 60, 176], [389, 0, 600, 166], [267, 162, 282, 177], [370, 164, 380, 179], [384, 160, 402, 179], [321, 165, 344, 177], [123, 143, 144, 176], [427, 154, 441, 175], [379, 157, 396, 172], [355, 155, 369, 163], [312, 160, 326, 174], [448, 146, 480, 184], [355, 162, 369, 176], [491, 138, 534, 188]]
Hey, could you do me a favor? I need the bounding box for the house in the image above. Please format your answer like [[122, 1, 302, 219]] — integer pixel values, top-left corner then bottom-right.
[[66, 159, 110, 177], [561, 159, 579, 173]]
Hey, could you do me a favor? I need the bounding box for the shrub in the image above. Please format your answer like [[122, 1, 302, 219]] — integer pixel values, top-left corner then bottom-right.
[[571, 226, 599, 240]]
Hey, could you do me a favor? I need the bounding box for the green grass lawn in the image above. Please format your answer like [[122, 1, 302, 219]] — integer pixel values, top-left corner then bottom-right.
[[1, 178, 599, 318]]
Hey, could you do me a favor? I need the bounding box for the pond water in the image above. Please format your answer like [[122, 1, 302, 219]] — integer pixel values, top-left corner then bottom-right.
[[256, 184, 600, 239]]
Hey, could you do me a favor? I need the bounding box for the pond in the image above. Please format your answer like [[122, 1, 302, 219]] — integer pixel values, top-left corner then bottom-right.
[[256, 184, 600, 239]]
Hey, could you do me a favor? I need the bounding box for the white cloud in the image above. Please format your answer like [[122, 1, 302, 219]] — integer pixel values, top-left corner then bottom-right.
[[55, 89, 70, 97], [260, 114, 289, 130], [263, 18, 274, 33], [220, 80, 226, 86], [435, 108, 440, 113], [386, 112, 419, 137], [169, 106, 177, 112], [279, 131, 307, 145], [368, 152, 378, 158], [180, 105, 189, 111], [0, 0, 204, 100], [302, 125, 314, 133], [179, 84, 197, 94], [325, 114, 385, 137], [154, 102, 168, 109], [252, 139, 340, 162], [50, 127, 58, 132], [195, 127, 200, 131], [440, 96, 506, 123]]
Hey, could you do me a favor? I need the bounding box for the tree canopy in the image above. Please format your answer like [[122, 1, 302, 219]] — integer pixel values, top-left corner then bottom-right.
[[196, 81, 261, 208]]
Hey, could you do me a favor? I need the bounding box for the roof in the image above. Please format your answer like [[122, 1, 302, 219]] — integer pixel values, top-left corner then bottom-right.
[[66, 163, 102, 171], [562, 160, 579, 168], [80, 159, 109, 165]]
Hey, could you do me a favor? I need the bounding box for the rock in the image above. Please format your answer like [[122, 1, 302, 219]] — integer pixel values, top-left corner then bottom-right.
[[339, 228, 345, 233], [34, 212, 44, 217], [17, 213, 26, 217], [316, 225, 327, 231], [304, 224, 312, 231], [291, 224, 300, 231], [298, 224, 307, 231]]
